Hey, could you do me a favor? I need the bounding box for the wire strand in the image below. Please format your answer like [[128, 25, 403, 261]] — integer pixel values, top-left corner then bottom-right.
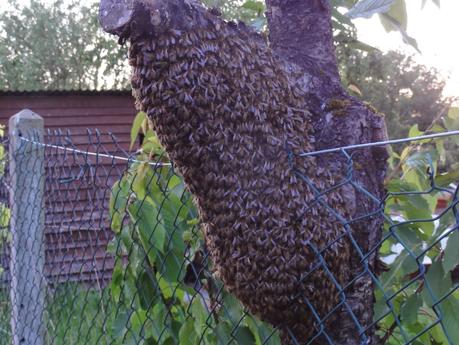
[[299, 130, 459, 157], [19, 130, 459, 162], [19, 137, 172, 167]]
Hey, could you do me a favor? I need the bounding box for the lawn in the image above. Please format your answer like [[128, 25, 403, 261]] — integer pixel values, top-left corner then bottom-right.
[[0, 283, 117, 345]]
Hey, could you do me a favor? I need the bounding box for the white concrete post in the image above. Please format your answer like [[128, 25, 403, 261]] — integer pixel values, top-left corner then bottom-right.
[[9, 109, 45, 345]]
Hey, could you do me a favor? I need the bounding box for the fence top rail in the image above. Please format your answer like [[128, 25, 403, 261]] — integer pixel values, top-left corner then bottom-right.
[[18, 136, 172, 167], [14, 129, 459, 165], [298, 130, 459, 157]]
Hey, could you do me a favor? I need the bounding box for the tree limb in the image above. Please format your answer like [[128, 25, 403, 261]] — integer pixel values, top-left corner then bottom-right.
[[99, 1, 389, 344], [265, 0, 343, 99]]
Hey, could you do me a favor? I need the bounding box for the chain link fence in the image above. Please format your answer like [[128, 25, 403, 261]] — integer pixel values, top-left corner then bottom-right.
[[0, 110, 458, 345]]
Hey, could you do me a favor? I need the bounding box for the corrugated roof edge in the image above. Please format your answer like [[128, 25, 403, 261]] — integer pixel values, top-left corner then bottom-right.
[[0, 89, 132, 96]]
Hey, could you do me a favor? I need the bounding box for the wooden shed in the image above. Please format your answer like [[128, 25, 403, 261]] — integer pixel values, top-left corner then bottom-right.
[[0, 90, 136, 136], [0, 90, 137, 286]]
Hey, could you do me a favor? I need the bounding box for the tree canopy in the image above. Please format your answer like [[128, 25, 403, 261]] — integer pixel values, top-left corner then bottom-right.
[[0, 0, 129, 91], [1, 0, 453, 140], [338, 49, 455, 139]]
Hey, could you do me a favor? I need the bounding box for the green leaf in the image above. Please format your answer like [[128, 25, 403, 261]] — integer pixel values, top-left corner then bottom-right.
[[332, 8, 354, 26], [408, 124, 423, 138], [137, 271, 160, 310], [443, 108, 459, 142], [233, 326, 257, 345], [430, 323, 450, 345], [440, 297, 459, 344], [435, 163, 459, 187], [129, 198, 167, 257], [110, 259, 124, 303], [382, 250, 416, 289], [151, 302, 168, 337], [142, 131, 166, 156], [179, 318, 198, 345], [346, 0, 395, 19], [448, 107, 459, 119], [0, 203, 10, 228], [400, 293, 422, 324], [191, 298, 210, 336], [386, 178, 417, 193], [241, 0, 264, 13], [109, 178, 130, 232], [130, 111, 147, 150], [346, 39, 378, 52], [395, 195, 434, 235], [392, 223, 425, 255], [404, 150, 436, 172], [443, 230, 459, 273], [245, 315, 279, 345], [219, 292, 244, 321], [422, 259, 452, 307], [129, 310, 151, 337], [145, 337, 159, 345], [214, 322, 232, 344], [132, 162, 150, 200], [156, 251, 184, 283], [379, 13, 420, 52], [379, 0, 407, 31], [112, 311, 130, 338]]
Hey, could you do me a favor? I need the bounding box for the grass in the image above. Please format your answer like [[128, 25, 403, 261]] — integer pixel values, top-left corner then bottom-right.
[[0, 283, 118, 345]]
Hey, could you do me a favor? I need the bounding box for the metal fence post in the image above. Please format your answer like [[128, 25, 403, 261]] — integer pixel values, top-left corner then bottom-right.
[[9, 109, 45, 345]]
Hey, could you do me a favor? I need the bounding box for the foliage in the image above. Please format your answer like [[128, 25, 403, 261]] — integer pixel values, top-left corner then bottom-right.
[[108, 116, 280, 344], [202, 0, 266, 30], [0, 125, 9, 278], [204, 0, 361, 41], [374, 107, 459, 344], [340, 0, 441, 51], [337, 49, 456, 141], [345, 0, 396, 19], [0, 284, 117, 345], [108, 107, 459, 344], [0, 0, 130, 91], [0, 0, 444, 93]]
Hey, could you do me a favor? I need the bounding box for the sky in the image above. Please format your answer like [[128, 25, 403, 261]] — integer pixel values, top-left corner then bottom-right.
[[353, 1, 459, 98], [3, 0, 459, 98]]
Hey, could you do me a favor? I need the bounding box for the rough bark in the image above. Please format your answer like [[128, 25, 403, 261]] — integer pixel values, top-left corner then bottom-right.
[[265, 1, 388, 344], [265, 0, 343, 100], [99, 0, 388, 344]]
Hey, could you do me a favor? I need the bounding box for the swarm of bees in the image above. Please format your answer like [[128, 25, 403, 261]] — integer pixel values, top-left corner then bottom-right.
[[126, 1, 351, 343]]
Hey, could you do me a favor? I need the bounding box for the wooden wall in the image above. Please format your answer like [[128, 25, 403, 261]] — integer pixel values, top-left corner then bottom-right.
[[0, 91, 136, 139], [0, 91, 137, 287]]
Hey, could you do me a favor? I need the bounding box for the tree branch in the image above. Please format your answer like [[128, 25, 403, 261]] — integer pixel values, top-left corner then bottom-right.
[[265, 0, 343, 98], [99, 1, 389, 344], [265, 2, 389, 344]]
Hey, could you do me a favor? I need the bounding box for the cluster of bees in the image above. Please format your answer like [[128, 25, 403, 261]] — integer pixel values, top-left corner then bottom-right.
[[127, 1, 351, 343]]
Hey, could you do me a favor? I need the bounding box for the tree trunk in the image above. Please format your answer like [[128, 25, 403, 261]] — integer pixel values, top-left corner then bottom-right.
[[265, 1, 388, 344], [99, 0, 388, 344]]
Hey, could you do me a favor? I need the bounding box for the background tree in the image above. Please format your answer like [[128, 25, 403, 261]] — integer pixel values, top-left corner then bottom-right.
[[337, 48, 456, 140], [2, 0, 453, 142], [0, 0, 130, 90]]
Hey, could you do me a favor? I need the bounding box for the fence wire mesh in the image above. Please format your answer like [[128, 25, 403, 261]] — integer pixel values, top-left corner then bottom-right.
[[0, 125, 458, 345]]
